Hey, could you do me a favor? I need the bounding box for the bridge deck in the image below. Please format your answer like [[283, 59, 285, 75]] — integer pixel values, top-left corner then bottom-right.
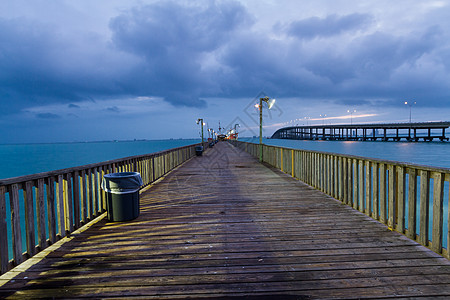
[[0, 142, 449, 299]]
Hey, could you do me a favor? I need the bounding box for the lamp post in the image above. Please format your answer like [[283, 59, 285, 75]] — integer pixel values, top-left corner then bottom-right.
[[347, 109, 356, 125], [404, 101, 416, 123], [256, 96, 276, 162], [319, 114, 327, 125], [234, 124, 240, 140], [304, 116, 310, 126], [196, 118, 204, 143]]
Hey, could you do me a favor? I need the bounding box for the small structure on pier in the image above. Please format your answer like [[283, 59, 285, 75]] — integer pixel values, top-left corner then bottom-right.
[[271, 121, 450, 142]]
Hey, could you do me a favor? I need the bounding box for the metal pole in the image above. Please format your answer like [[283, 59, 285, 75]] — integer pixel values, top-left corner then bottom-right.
[[409, 106, 412, 123], [259, 98, 263, 162], [201, 124, 204, 143]]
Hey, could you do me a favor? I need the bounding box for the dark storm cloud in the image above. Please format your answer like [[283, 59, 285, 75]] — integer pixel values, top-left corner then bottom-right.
[[36, 112, 60, 119], [1, 0, 450, 123], [106, 106, 120, 113], [109, 1, 253, 106], [286, 13, 373, 40], [0, 17, 131, 115]]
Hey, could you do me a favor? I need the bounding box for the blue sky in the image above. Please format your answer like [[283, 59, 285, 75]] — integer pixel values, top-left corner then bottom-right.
[[1, 0, 450, 143]]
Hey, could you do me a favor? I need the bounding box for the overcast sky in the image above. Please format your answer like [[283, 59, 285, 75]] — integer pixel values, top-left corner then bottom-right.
[[1, 0, 450, 143]]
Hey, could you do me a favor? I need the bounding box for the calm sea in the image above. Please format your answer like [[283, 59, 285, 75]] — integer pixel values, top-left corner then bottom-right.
[[0, 139, 200, 180]]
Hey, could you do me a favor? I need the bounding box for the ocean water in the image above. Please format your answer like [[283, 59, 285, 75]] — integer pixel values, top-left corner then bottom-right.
[[0, 139, 200, 180]]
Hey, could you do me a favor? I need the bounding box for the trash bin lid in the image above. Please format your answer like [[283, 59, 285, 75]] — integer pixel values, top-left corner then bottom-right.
[[101, 172, 143, 194]]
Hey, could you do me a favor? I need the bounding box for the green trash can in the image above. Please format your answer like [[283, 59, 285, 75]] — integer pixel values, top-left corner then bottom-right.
[[101, 172, 143, 222]]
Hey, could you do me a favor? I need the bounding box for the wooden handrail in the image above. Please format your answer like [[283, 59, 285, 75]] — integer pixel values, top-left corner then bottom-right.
[[0, 142, 205, 275], [229, 140, 450, 259]]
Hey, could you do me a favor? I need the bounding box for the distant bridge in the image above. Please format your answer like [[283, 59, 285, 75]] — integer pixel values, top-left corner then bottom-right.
[[271, 121, 450, 142]]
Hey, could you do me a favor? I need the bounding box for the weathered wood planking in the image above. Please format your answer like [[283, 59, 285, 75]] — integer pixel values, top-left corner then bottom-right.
[[232, 140, 450, 258], [1, 142, 449, 299], [0, 143, 201, 275]]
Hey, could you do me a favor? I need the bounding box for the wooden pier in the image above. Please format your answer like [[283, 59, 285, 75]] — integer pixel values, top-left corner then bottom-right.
[[1, 142, 449, 299], [272, 121, 450, 142]]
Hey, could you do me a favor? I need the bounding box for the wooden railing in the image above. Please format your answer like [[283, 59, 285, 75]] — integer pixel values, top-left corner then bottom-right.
[[0, 142, 205, 275], [229, 140, 450, 259]]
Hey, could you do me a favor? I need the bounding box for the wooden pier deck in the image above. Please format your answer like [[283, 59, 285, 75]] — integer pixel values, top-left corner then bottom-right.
[[0, 142, 449, 299]]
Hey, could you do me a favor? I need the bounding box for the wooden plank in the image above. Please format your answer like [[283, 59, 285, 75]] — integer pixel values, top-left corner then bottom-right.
[[280, 147, 283, 172], [431, 172, 444, 254], [65, 173, 74, 233], [72, 171, 81, 229], [372, 162, 379, 220], [87, 169, 93, 220], [379, 164, 387, 223], [0, 186, 8, 274], [93, 168, 99, 217], [9, 183, 23, 265], [46, 177, 57, 244], [396, 166, 405, 233], [334, 156, 338, 199], [100, 167, 106, 212], [36, 178, 47, 250], [339, 157, 344, 201], [81, 170, 87, 224], [24, 181, 36, 256], [353, 159, 358, 209], [358, 160, 364, 212], [343, 157, 348, 204], [365, 161, 371, 216], [56, 174, 65, 238], [291, 149, 294, 178], [448, 173, 450, 260], [407, 168, 417, 240], [419, 170, 430, 246], [387, 164, 396, 229]]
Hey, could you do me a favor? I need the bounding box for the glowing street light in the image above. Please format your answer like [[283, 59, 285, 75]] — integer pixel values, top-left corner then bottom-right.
[[304, 116, 310, 126], [347, 109, 356, 125], [196, 118, 205, 142], [319, 114, 327, 125], [404, 101, 416, 123], [257, 96, 276, 162]]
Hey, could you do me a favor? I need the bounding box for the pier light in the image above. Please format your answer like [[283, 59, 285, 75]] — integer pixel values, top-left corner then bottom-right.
[[304, 116, 310, 126], [347, 109, 356, 125], [320, 114, 327, 125], [257, 96, 276, 162], [234, 124, 240, 140], [404, 101, 416, 123], [196, 118, 204, 143]]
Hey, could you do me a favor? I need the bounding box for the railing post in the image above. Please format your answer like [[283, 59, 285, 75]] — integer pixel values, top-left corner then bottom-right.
[[419, 170, 430, 246], [379, 164, 387, 224], [10, 183, 23, 265], [431, 172, 444, 254], [36, 178, 47, 250], [396, 166, 406, 233], [24, 181, 36, 256], [372, 162, 379, 220], [407, 168, 417, 240], [358, 160, 364, 212], [0, 186, 8, 274], [365, 161, 372, 216]]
